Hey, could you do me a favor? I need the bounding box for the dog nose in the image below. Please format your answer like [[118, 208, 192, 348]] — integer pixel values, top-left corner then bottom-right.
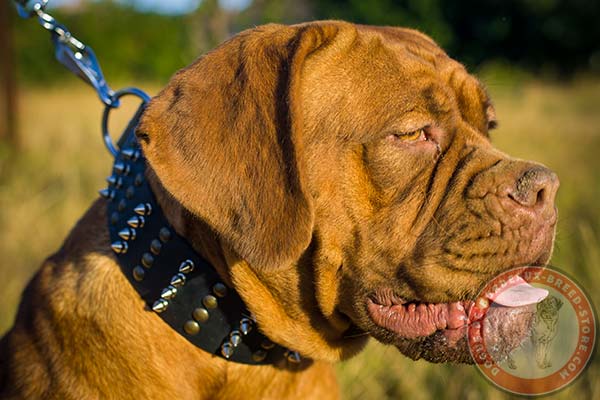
[[506, 166, 559, 217]]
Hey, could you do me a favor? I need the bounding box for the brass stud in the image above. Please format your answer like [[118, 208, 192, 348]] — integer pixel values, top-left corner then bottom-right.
[[203, 295, 218, 309], [141, 253, 154, 268], [152, 299, 168, 313], [221, 342, 234, 359], [261, 339, 275, 350], [252, 350, 267, 362], [240, 318, 253, 335], [114, 162, 130, 175], [132, 266, 145, 281], [286, 351, 301, 364], [111, 241, 128, 254], [134, 173, 144, 186], [118, 199, 127, 212], [134, 203, 152, 216], [127, 215, 145, 228], [110, 212, 120, 225], [159, 227, 172, 243], [192, 307, 209, 322], [170, 273, 186, 287], [150, 239, 162, 255], [183, 320, 200, 335], [118, 227, 136, 241], [178, 259, 195, 274], [160, 285, 178, 300], [230, 330, 242, 347], [213, 282, 227, 298], [99, 188, 115, 200]]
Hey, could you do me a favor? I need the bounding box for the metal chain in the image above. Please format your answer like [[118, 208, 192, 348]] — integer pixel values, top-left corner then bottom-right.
[[13, 0, 151, 156]]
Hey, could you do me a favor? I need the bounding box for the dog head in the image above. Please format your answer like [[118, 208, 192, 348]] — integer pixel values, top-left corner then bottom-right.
[[137, 21, 558, 364]]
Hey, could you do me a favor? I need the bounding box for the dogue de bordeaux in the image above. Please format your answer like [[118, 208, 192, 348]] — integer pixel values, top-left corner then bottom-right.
[[0, 21, 559, 399]]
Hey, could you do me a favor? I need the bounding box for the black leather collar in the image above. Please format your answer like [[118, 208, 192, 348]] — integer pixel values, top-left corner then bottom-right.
[[101, 106, 302, 366]]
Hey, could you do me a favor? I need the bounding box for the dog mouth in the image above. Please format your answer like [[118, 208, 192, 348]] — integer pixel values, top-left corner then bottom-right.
[[367, 272, 549, 363]]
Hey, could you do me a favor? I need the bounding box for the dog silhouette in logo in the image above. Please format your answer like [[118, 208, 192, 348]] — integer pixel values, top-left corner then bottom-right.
[[506, 295, 563, 370]]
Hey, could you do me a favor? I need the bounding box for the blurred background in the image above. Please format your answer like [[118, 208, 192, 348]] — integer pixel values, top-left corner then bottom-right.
[[1, 0, 599, 398]]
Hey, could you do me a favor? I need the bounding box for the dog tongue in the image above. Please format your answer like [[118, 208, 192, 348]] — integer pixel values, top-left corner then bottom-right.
[[490, 276, 548, 307]]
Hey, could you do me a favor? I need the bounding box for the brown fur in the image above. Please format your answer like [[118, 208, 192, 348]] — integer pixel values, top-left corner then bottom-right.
[[0, 21, 558, 399]]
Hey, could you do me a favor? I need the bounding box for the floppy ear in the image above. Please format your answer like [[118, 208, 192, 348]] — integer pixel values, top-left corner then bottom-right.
[[137, 22, 342, 270]]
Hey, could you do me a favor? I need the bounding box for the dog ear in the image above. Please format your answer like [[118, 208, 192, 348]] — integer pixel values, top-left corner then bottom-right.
[[137, 23, 342, 270]]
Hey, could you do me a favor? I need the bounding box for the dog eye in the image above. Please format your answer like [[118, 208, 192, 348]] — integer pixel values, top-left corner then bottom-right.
[[392, 128, 427, 142]]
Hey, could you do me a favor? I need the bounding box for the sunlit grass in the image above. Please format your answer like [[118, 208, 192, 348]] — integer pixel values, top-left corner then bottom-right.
[[1, 79, 599, 399]]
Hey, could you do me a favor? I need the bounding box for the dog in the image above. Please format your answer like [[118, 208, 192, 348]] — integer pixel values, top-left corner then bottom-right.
[[0, 21, 559, 399]]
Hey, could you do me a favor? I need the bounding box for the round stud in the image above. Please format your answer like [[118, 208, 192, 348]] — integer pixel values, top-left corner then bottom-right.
[[286, 351, 301, 364], [183, 320, 200, 335], [252, 350, 267, 362], [240, 318, 253, 335], [192, 307, 209, 322], [141, 253, 154, 268], [160, 285, 178, 300], [110, 212, 120, 225], [132, 266, 145, 281], [118, 199, 127, 212], [134, 203, 152, 216], [202, 295, 218, 309], [152, 299, 168, 313], [159, 227, 172, 242], [134, 173, 144, 186], [150, 239, 162, 255], [229, 330, 242, 347], [170, 273, 186, 287], [178, 259, 195, 274], [212, 283, 227, 298], [125, 186, 135, 199], [261, 339, 275, 350], [221, 342, 234, 359]]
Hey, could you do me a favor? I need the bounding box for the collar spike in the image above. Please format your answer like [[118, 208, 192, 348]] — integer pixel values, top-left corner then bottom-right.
[[111, 241, 128, 254], [114, 161, 130, 175], [152, 299, 169, 313], [221, 342, 234, 359], [134, 203, 152, 216], [118, 227, 136, 241], [127, 215, 145, 228], [99, 188, 115, 200], [122, 148, 140, 161], [170, 273, 186, 287], [178, 259, 195, 274], [160, 285, 178, 300]]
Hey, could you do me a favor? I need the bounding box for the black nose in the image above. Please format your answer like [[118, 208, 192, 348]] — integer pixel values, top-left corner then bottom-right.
[[507, 166, 559, 215]]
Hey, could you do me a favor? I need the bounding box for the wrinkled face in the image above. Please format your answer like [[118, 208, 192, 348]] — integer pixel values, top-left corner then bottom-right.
[[301, 27, 559, 363]]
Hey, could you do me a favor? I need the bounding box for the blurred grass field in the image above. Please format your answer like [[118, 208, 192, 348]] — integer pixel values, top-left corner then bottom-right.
[[1, 78, 599, 399]]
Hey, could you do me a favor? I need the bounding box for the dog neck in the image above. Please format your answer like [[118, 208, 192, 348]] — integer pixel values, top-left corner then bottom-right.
[[104, 130, 304, 366]]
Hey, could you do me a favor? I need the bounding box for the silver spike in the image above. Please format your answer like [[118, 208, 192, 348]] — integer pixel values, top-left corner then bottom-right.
[[118, 227, 136, 241], [152, 299, 168, 313], [122, 148, 140, 161], [99, 188, 115, 200], [240, 318, 253, 335], [229, 330, 242, 347], [114, 161, 130, 175], [170, 273, 186, 287], [178, 259, 195, 274], [106, 175, 123, 188], [286, 351, 301, 364], [111, 241, 128, 254], [134, 203, 152, 216], [160, 285, 178, 300], [221, 342, 234, 359], [127, 215, 145, 228]]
